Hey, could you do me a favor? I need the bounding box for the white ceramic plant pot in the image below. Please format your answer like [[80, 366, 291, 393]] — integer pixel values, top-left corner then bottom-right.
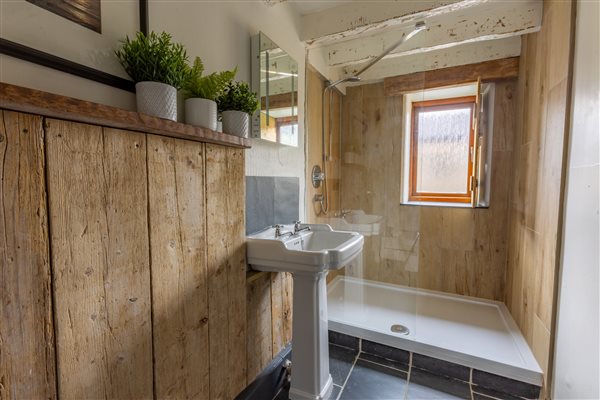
[[217, 121, 223, 133], [185, 98, 217, 130], [136, 81, 177, 121], [222, 110, 250, 138]]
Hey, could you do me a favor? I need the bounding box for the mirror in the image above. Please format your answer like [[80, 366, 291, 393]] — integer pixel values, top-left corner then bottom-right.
[[251, 32, 299, 147]]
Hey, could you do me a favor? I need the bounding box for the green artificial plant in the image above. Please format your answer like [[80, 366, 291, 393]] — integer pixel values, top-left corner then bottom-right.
[[183, 57, 237, 101], [217, 81, 259, 115], [115, 31, 191, 89]]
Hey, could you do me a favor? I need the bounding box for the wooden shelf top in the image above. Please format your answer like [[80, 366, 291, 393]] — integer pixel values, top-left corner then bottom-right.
[[0, 82, 252, 149]]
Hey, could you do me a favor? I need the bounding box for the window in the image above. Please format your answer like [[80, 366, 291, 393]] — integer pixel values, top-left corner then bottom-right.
[[409, 96, 476, 203], [401, 83, 495, 208]]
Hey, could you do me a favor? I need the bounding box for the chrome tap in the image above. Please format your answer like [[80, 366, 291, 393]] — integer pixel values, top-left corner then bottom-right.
[[274, 224, 293, 238], [293, 221, 311, 234], [335, 209, 352, 218]]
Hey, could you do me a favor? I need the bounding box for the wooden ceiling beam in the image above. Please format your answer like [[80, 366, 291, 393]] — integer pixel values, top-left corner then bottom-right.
[[321, 0, 541, 68], [301, 0, 466, 45]]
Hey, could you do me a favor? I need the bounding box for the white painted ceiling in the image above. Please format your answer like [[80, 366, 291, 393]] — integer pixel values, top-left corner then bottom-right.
[[289, 0, 350, 16]]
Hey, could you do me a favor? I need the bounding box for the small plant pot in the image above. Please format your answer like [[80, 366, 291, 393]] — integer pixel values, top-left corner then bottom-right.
[[185, 98, 217, 130], [136, 81, 177, 121], [222, 110, 250, 138]]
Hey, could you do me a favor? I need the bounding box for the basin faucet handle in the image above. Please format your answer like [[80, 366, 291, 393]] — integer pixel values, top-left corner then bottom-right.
[[293, 221, 310, 234], [273, 224, 284, 237]]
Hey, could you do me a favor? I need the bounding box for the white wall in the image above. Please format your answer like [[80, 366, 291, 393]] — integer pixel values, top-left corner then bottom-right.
[[0, 0, 307, 220], [552, 0, 600, 398]]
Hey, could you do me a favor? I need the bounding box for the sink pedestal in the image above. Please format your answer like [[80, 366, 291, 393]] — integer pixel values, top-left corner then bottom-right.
[[289, 270, 333, 400], [245, 224, 364, 400]]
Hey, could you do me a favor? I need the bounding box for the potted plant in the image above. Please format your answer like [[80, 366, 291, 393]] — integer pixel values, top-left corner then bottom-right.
[[182, 57, 236, 130], [217, 81, 259, 138], [115, 31, 190, 121]]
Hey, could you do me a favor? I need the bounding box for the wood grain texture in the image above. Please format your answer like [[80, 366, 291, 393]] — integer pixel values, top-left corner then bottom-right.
[[306, 66, 342, 224], [205, 144, 247, 399], [147, 136, 209, 398], [0, 111, 56, 399], [270, 272, 293, 355], [384, 57, 520, 96], [505, 0, 574, 386], [26, 0, 101, 33], [339, 80, 516, 300], [261, 92, 299, 110], [246, 272, 273, 383], [0, 83, 251, 149], [45, 120, 153, 399]]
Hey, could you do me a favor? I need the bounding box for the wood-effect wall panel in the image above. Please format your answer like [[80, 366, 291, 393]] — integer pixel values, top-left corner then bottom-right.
[[147, 136, 209, 398], [506, 0, 574, 389], [338, 80, 516, 301], [205, 144, 247, 399], [45, 120, 153, 399], [0, 111, 56, 399]]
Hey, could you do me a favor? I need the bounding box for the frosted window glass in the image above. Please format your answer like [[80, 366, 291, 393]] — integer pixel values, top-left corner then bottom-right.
[[415, 107, 471, 194], [279, 124, 298, 146]]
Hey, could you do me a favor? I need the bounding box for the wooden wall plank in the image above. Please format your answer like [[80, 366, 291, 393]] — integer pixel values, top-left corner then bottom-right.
[[270, 272, 293, 356], [147, 136, 209, 398], [45, 120, 153, 399], [0, 111, 56, 399], [270, 272, 284, 356], [282, 273, 293, 346], [384, 57, 520, 96], [205, 144, 247, 399], [246, 272, 273, 383]]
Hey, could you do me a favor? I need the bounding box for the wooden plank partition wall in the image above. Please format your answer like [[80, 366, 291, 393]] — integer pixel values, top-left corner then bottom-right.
[[45, 120, 153, 399], [0, 111, 57, 399], [246, 271, 293, 384], [0, 92, 293, 399]]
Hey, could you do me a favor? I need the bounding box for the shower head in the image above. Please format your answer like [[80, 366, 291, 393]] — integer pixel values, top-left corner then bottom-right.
[[414, 21, 427, 32], [326, 75, 361, 89]]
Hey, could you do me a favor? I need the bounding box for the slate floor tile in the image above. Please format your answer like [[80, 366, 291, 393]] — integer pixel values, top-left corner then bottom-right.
[[359, 352, 409, 372], [407, 368, 471, 400], [339, 359, 408, 399], [329, 344, 358, 385]]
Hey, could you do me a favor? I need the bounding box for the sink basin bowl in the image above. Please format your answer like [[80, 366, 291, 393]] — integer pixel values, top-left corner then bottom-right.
[[247, 224, 364, 274], [327, 210, 383, 237]]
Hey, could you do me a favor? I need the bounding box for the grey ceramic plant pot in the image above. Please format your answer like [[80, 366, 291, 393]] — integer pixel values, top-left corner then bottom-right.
[[136, 81, 177, 121], [222, 110, 250, 138], [185, 98, 218, 130]]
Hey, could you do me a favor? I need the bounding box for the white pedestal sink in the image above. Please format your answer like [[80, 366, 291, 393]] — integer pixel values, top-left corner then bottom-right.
[[247, 224, 364, 400]]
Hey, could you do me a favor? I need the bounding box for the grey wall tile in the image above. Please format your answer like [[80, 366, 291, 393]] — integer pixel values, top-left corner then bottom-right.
[[246, 176, 299, 235], [274, 177, 299, 225]]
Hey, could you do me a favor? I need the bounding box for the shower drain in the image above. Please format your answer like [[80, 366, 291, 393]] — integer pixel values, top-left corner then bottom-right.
[[390, 324, 410, 335]]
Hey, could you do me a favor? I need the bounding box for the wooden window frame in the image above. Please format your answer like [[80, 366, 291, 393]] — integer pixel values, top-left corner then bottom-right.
[[409, 95, 476, 204]]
